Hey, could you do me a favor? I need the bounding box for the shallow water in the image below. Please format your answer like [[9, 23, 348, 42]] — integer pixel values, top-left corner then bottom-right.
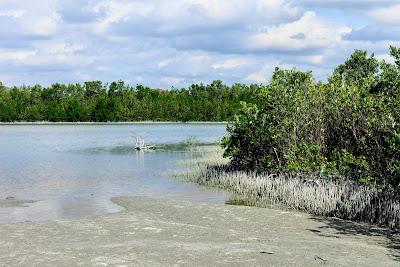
[[0, 124, 230, 223]]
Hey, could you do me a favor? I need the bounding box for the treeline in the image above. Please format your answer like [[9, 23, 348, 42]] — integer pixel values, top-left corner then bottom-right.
[[0, 81, 260, 122], [223, 47, 400, 188]]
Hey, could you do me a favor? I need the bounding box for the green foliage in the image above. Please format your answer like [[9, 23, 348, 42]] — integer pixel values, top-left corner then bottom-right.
[[329, 49, 379, 90], [390, 46, 400, 67], [224, 47, 400, 188], [0, 80, 257, 122]]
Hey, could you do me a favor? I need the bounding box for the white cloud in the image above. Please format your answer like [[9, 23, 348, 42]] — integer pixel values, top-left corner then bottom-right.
[[0, 50, 36, 61], [246, 71, 268, 83], [46, 42, 86, 55], [375, 53, 395, 64], [93, 1, 153, 33], [299, 55, 325, 65], [245, 63, 283, 83], [212, 59, 248, 70], [75, 71, 92, 81], [96, 66, 110, 72], [92, 0, 301, 36], [28, 14, 61, 36], [367, 4, 400, 24], [157, 59, 173, 69], [248, 12, 351, 52], [0, 9, 24, 18], [0, 0, 396, 87], [298, 0, 395, 10], [160, 76, 185, 86], [0, 0, 61, 39]]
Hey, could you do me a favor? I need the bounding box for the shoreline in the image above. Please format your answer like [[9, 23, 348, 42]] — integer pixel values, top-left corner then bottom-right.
[[181, 146, 400, 229], [0, 121, 228, 126]]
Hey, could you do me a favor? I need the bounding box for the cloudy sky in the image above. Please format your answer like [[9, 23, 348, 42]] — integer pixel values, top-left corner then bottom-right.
[[0, 0, 399, 88]]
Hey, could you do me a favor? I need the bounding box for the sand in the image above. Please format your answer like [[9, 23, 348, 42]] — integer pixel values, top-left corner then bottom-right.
[[0, 197, 35, 208], [0, 196, 398, 266]]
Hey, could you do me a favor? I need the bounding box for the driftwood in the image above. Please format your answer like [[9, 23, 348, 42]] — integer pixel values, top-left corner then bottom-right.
[[135, 136, 155, 151]]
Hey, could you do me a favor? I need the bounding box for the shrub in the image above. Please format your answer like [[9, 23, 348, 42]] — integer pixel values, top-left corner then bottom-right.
[[223, 47, 400, 187]]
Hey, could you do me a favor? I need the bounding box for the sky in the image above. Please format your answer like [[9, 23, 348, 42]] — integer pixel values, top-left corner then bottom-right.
[[0, 0, 399, 88]]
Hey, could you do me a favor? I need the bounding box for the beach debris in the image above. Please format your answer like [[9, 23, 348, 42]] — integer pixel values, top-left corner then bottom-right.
[[135, 136, 155, 151], [259, 251, 274, 255], [314, 255, 328, 263], [0, 197, 36, 208]]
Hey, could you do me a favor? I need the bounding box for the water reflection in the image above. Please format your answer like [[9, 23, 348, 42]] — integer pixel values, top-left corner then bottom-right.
[[0, 124, 230, 223]]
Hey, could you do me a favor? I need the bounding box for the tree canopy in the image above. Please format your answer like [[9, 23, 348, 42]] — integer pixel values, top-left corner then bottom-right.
[[0, 80, 259, 122]]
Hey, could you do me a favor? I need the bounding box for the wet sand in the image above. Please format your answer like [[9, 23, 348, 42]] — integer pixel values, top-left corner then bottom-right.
[[0, 196, 398, 266], [0, 197, 35, 208]]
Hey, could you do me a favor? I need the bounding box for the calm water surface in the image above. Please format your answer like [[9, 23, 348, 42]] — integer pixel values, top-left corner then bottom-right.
[[0, 124, 229, 223]]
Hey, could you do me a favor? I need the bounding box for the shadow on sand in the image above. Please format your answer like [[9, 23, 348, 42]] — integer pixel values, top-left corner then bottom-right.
[[307, 216, 400, 261]]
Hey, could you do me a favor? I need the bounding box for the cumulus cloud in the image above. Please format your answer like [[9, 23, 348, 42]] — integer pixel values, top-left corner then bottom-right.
[[0, 0, 397, 87], [90, 2, 347, 56], [367, 4, 400, 24], [248, 12, 350, 53], [0, 0, 60, 52], [96, 0, 302, 38], [212, 59, 248, 70]]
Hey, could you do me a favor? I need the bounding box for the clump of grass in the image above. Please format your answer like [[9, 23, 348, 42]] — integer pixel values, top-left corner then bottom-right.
[[180, 147, 400, 229], [184, 136, 199, 146]]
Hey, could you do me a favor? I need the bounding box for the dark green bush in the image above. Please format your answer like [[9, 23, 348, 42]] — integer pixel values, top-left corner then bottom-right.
[[223, 47, 400, 188]]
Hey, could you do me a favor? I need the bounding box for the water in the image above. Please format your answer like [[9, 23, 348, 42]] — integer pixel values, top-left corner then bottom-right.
[[0, 123, 230, 223]]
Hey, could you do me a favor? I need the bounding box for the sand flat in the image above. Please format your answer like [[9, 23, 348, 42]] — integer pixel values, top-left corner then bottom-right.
[[0, 198, 35, 208], [0, 196, 398, 266]]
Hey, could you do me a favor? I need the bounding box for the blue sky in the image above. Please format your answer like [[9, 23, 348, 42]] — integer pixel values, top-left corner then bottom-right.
[[0, 0, 399, 88]]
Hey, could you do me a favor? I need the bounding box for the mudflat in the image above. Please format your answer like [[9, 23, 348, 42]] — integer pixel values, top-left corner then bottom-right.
[[0, 197, 398, 266], [0, 198, 35, 208]]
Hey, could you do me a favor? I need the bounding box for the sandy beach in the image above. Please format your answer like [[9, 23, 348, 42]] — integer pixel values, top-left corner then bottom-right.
[[0, 196, 398, 266]]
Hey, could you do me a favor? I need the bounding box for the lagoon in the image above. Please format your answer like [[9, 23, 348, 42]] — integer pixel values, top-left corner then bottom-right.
[[0, 123, 229, 223]]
